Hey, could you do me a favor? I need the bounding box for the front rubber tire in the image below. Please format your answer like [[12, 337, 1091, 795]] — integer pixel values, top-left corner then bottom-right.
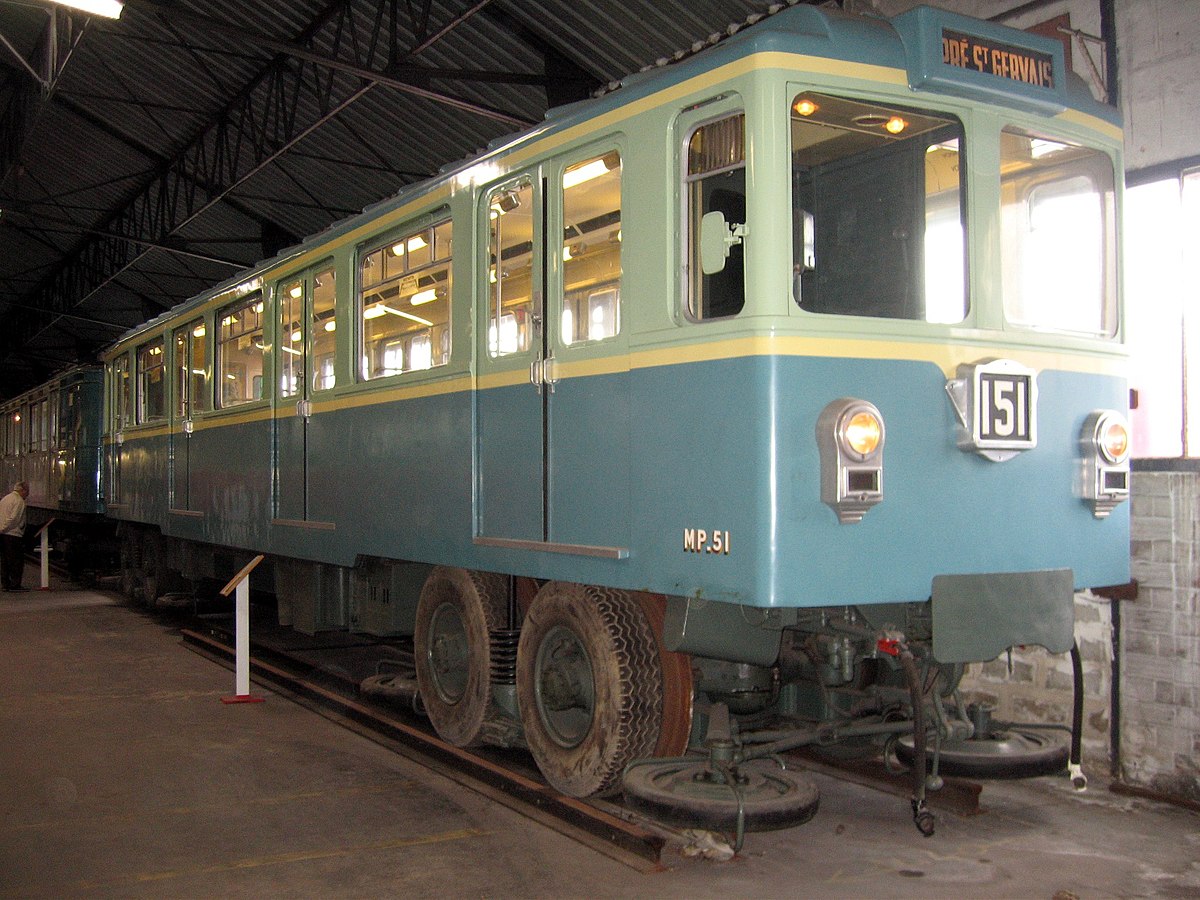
[[517, 582, 663, 797]]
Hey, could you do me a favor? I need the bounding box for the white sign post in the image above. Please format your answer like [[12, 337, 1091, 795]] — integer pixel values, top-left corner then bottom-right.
[[220, 555, 266, 705], [35, 519, 55, 591]]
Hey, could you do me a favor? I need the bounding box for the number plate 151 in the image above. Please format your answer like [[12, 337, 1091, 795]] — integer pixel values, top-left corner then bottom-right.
[[978, 371, 1033, 443]]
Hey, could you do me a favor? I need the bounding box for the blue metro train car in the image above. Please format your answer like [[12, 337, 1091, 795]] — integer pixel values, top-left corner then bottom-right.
[[97, 4, 1129, 830]]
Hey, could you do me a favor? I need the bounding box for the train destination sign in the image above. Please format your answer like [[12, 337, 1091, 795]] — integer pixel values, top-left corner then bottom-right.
[[941, 29, 1055, 90]]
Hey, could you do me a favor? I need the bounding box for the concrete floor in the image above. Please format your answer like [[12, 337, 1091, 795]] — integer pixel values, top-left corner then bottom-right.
[[3, 582, 1199, 899]]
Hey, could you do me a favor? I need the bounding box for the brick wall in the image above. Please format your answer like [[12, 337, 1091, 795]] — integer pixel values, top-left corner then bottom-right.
[[1124, 469, 1200, 801], [958, 592, 1113, 773], [954, 470, 1200, 801]]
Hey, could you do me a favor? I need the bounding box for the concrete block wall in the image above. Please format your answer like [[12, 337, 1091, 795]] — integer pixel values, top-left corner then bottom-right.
[[957, 592, 1113, 772], [1124, 469, 1200, 801]]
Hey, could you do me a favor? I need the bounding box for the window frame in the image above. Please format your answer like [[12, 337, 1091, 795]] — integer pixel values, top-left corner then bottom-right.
[[681, 104, 748, 323], [556, 147, 625, 350], [357, 214, 453, 382], [998, 126, 1118, 339], [135, 336, 167, 425], [787, 89, 969, 325], [215, 292, 267, 410], [173, 318, 210, 421]]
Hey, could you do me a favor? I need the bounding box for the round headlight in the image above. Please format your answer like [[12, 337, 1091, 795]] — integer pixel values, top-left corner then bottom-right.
[[842, 409, 883, 459], [1096, 412, 1130, 464]]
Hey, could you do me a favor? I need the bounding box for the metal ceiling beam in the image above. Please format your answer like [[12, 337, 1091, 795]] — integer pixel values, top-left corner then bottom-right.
[[125, 0, 546, 121], [479, 4, 604, 107], [0, 0, 513, 369], [0, 7, 89, 184]]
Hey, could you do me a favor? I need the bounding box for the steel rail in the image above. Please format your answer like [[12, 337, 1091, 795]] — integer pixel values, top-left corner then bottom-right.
[[179, 626, 667, 870]]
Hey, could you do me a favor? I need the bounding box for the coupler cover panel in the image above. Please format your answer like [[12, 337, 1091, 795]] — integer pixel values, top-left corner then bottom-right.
[[931, 568, 1074, 664]]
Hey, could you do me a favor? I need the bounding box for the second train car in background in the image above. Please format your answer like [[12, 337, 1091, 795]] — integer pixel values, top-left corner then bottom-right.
[[97, 3, 1130, 832], [0, 367, 114, 580]]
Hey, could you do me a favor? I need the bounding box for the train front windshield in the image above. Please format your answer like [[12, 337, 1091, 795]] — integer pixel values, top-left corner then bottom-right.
[[790, 93, 967, 324], [790, 92, 1118, 337], [997, 129, 1117, 337]]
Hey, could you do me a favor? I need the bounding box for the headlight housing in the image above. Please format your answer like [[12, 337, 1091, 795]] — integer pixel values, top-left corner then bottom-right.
[[818, 398, 885, 524], [1080, 410, 1131, 518]]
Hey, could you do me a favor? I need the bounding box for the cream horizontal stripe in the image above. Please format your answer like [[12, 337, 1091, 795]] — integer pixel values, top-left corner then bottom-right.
[[628, 334, 1126, 379], [107, 333, 1124, 444]]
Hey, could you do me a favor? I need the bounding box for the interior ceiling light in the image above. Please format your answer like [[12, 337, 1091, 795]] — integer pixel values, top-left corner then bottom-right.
[[48, 0, 124, 19]]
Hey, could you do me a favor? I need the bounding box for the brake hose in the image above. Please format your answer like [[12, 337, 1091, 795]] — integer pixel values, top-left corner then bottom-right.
[[898, 645, 935, 836]]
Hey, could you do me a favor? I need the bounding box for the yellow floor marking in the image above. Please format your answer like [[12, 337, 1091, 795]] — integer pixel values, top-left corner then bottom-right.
[[7, 779, 420, 833], [73, 827, 490, 890]]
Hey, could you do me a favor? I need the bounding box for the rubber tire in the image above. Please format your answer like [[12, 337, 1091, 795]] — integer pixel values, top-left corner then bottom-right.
[[414, 567, 508, 748], [517, 582, 663, 798], [119, 533, 141, 602], [895, 728, 1070, 779], [623, 759, 820, 832]]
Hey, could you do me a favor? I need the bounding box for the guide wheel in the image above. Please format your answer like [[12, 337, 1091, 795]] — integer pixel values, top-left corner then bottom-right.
[[895, 728, 1069, 779], [622, 758, 820, 833]]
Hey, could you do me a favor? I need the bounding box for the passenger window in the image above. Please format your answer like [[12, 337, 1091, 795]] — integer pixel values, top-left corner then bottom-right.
[[173, 319, 209, 418], [686, 113, 746, 320], [136, 338, 166, 424], [61, 386, 80, 445], [790, 92, 966, 323], [279, 279, 304, 398], [217, 294, 266, 407], [113, 355, 131, 430], [312, 268, 336, 391], [360, 222, 451, 379], [561, 151, 622, 345], [487, 179, 535, 357]]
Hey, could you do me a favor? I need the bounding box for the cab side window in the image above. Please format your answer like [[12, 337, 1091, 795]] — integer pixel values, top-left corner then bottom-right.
[[686, 113, 746, 320]]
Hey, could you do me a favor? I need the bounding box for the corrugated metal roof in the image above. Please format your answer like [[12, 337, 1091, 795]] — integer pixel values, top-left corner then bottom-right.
[[0, 0, 838, 397]]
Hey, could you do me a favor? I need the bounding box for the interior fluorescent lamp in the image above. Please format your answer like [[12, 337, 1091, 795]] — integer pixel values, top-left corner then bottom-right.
[[50, 0, 124, 19], [563, 158, 610, 189], [382, 306, 433, 327], [410, 288, 438, 305]]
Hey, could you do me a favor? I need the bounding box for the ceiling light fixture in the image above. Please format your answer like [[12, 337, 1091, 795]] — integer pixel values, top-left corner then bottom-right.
[[48, 0, 124, 20]]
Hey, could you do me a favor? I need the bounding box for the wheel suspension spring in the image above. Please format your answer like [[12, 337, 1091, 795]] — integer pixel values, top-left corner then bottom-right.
[[489, 629, 521, 685]]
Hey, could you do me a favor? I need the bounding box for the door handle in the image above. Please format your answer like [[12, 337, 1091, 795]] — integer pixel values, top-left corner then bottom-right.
[[529, 359, 543, 395], [297, 399, 313, 419]]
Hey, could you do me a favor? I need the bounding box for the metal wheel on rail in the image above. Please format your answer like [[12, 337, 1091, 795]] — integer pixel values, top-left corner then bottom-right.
[[414, 566, 509, 747], [516, 582, 664, 797]]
